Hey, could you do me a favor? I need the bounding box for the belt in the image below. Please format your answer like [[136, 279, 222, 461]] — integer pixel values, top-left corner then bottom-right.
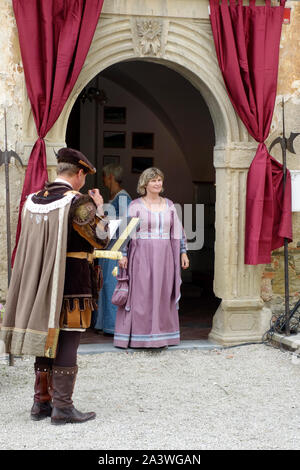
[[94, 250, 123, 260], [66, 252, 94, 263]]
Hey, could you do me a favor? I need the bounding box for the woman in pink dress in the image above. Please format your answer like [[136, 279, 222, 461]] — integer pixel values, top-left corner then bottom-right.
[[113, 167, 189, 349]]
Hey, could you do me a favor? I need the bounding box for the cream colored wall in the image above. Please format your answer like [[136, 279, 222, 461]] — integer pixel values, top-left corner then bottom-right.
[[79, 75, 194, 206], [103, 61, 216, 183]]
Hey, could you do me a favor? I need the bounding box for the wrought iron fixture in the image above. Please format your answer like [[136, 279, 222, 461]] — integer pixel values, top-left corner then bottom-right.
[[0, 108, 23, 367], [263, 98, 300, 342], [79, 86, 108, 105]]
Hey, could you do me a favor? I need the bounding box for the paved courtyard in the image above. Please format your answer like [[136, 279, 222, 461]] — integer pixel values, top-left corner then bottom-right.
[[0, 343, 300, 450]]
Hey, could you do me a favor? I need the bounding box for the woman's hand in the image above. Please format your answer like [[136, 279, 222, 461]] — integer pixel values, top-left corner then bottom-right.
[[119, 256, 128, 270], [181, 253, 189, 270]]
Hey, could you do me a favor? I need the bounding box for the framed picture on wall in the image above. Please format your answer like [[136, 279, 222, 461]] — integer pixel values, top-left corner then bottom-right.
[[104, 106, 126, 124], [132, 156, 154, 174], [132, 132, 154, 149], [103, 155, 120, 166], [103, 131, 126, 148]]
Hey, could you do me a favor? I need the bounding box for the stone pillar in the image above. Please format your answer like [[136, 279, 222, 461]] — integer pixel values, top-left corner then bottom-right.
[[209, 144, 272, 345]]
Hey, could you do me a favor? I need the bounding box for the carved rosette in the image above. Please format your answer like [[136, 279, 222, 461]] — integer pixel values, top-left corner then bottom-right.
[[131, 17, 168, 57]]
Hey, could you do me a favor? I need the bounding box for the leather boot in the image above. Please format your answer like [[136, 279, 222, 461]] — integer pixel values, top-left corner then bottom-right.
[[30, 364, 53, 421], [51, 365, 96, 425]]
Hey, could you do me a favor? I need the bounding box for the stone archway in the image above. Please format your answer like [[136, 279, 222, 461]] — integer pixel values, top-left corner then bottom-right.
[[22, 11, 270, 345]]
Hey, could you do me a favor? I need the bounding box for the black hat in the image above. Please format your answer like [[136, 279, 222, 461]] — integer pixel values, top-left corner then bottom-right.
[[56, 147, 96, 174]]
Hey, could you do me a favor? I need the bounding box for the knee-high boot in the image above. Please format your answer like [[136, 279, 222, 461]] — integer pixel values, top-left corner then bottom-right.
[[51, 365, 96, 425], [30, 363, 53, 421]]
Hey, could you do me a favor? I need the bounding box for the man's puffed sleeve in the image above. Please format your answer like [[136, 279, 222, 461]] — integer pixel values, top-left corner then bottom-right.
[[70, 195, 110, 249]]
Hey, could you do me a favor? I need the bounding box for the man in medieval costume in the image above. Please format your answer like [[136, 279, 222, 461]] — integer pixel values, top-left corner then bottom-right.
[[0, 148, 110, 425]]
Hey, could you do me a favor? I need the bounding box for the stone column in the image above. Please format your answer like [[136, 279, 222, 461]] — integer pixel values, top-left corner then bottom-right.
[[209, 144, 272, 345]]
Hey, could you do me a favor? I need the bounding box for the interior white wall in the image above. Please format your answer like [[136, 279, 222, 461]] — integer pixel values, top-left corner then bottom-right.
[[72, 62, 216, 281], [80, 75, 194, 206]]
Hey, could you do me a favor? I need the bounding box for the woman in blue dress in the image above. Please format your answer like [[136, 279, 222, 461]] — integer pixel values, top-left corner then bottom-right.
[[92, 163, 131, 334]]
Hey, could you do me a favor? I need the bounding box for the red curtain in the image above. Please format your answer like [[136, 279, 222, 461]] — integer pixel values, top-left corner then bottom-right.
[[12, 0, 104, 264], [209, 0, 292, 265]]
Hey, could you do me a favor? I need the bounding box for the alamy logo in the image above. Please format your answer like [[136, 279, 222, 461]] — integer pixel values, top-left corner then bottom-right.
[[102, 196, 205, 251]]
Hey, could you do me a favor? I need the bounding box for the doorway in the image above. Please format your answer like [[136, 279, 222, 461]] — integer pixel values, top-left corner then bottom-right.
[[66, 60, 221, 344]]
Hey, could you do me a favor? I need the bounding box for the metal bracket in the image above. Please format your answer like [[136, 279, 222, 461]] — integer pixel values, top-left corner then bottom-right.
[[268, 98, 300, 337], [0, 109, 23, 366]]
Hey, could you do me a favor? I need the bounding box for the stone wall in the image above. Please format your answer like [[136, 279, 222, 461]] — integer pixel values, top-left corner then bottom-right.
[[262, 1, 300, 317], [0, 0, 25, 301]]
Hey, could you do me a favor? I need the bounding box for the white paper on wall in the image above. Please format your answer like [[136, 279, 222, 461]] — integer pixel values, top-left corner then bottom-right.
[[291, 170, 300, 212]]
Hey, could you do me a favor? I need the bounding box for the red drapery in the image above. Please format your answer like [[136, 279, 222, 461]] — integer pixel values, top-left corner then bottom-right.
[[209, 0, 292, 265], [12, 0, 104, 264]]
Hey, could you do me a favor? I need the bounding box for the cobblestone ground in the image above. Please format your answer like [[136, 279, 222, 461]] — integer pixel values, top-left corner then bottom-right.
[[0, 344, 300, 450]]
